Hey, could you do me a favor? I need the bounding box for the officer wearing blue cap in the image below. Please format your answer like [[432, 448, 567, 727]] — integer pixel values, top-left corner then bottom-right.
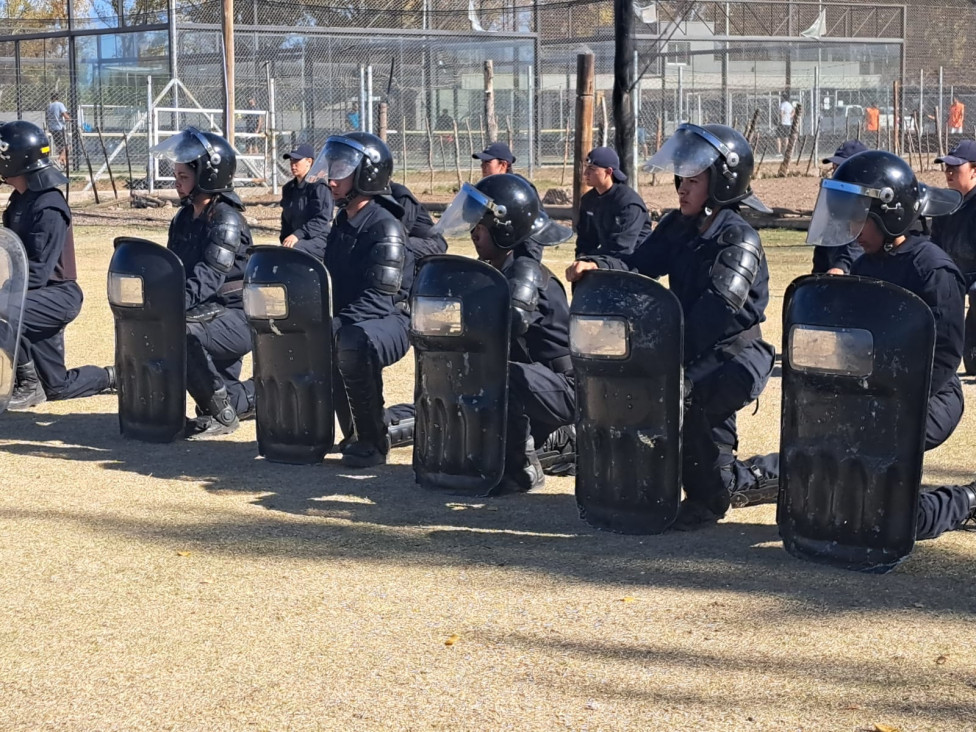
[[812, 139, 869, 275], [473, 142, 515, 177], [280, 143, 334, 261], [575, 146, 652, 260], [931, 139, 976, 373]]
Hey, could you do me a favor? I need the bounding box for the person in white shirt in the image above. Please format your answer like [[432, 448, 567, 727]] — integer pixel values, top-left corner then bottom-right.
[[778, 93, 795, 154], [45, 92, 70, 168]]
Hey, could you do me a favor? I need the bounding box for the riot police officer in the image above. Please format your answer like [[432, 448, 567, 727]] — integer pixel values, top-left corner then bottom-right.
[[566, 124, 777, 529], [150, 127, 253, 437], [280, 143, 334, 261], [575, 146, 653, 260], [305, 132, 410, 467], [806, 149, 976, 538], [436, 174, 576, 491], [0, 120, 113, 409], [931, 140, 976, 373]]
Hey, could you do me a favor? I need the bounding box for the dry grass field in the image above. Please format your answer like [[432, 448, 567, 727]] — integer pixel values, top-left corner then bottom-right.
[[0, 223, 974, 731]]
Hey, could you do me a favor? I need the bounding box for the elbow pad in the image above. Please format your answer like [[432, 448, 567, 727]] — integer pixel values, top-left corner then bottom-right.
[[204, 206, 243, 274], [510, 257, 545, 336], [709, 225, 762, 311], [366, 218, 407, 295]]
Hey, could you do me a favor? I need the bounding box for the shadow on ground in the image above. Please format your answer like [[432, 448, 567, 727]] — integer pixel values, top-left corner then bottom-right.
[[1, 409, 974, 619]]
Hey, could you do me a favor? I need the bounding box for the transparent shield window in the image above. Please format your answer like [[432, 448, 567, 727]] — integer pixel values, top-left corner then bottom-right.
[[789, 325, 874, 377], [806, 182, 872, 247], [107, 273, 145, 307], [570, 315, 629, 358], [645, 125, 720, 177], [411, 297, 464, 336]]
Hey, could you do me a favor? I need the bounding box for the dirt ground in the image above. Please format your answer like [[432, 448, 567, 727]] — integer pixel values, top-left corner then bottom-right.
[[0, 221, 974, 732]]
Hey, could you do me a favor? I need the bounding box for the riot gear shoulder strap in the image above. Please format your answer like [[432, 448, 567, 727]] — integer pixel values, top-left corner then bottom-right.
[[204, 203, 244, 274], [710, 224, 762, 311], [365, 216, 407, 296], [510, 256, 545, 336]]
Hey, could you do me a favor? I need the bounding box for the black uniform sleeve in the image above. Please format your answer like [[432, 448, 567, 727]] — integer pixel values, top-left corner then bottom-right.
[[827, 241, 863, 273], [924, 266, 966, 395], [400, 195, 448, 258], [336, 216, 407, 325], [185, 205, 244, 310], [600, 202, 650, 259], [23, 207, 69, 288], [584, 213, 671, 276], [297, 183, 334, 242], [509, 256, 545, 336]]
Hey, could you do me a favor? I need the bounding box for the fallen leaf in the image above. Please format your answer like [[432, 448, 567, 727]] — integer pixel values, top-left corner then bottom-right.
[[935, 655, 948, 665], [845, 704, 863, 710], [618, 597, 636, 603], [444, 634, 460, 646], [176, 551, 192, 557], [873, 724, 901, 732]]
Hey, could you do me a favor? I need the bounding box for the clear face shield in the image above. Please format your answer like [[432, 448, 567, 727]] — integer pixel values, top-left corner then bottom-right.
[[918, 183, 962, 218], [306, 136, 365, 184], [431, 183, 501, 238], [150, 127, 219, 166], [644, 123, 724, 176], [528, 211, 573, 246], [805, 179, 878, 247]]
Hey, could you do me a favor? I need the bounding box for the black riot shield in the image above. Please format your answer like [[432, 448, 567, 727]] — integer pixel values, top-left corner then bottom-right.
[[778, 275, 934, 573], [0, 229, 29, 414], [570, 270, 684, 534], [410, 255, 511, 493], [244, 246, 334, 464], [108, 237, 186, 442]]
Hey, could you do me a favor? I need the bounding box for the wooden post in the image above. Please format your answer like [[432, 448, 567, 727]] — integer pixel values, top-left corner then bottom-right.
[[893, 80, 901, 156], [465, 117, 475, 182], [222, 0, 235, 144], [573, 53, 595, 220], [597, 93, 609, 147], [484, 61, 498, 142], [935, 106, 944, 158], [560, 119, 571, 186], [612, 0, 636, 184], [424, 117, 434, 194], [744, 108, 760, 146], [378, 102, 388, 142], [452, 120, 463, 190], [805, 117, 821, 177], [506, 116, 513, 149], [95, 127, 118, 200], [777, 102, 802, 177]]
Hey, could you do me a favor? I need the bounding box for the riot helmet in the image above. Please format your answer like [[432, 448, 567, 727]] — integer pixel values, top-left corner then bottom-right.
[[150, 127, 236, 198], [0, 120, 68, 191], [807, 150, 960, 247], [646, 123, 770, 213], [306, 132, 393, 204], [434, 174, 565, 250]]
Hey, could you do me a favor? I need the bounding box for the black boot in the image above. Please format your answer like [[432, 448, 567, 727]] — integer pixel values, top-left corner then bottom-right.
[[536, 424, 577, 476], [185, 386, 239, 438], [102, 366, 118, 394], [337, 348, 388, 468], [962, 483, 976, 531], [9, 361, 47, 410], [494, 416, 545, 495]]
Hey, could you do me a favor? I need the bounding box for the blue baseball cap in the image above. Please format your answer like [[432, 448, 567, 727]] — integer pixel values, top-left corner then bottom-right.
[[473, 142, 515, 164], [935, 140, 976, 166], [822, 139, 869, 165], [586, 146, 627, 182], [284, 143, 316, 161]]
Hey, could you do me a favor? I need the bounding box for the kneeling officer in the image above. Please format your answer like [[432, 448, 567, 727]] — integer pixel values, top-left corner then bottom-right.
[[432, 174, 576, 493], [151, 127, 254, 436]]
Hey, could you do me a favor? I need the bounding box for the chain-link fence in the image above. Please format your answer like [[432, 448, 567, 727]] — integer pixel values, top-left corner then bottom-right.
[[3, 0, 976, 191]]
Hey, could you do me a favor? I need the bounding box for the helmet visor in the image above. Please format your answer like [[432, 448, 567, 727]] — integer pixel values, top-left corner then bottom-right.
[[528, 212, 573, 246], [645, 124, 721, 177], [431, 183, 495, 238], [306, 136, 365, 184], [806, 179, 874, 247], [150, 128, 213, 164], [918, 183, 962, 218]]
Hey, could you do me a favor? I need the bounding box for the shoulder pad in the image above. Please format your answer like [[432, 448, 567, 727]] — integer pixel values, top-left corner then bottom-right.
[[216, 191, 245, 211], [204, 205, 243, 274], [32, 189, 71, 221], [390, 183, 420, 206], [366, 214, 407, 295], [710, 224, 763, 311]]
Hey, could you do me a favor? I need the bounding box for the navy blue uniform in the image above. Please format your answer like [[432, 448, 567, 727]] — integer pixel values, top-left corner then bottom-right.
[[851, 234, 969, 540], [851, 234, 965, 451], [575, 182, 653, 259], [280, 176, 334, 260], [2, 187, 110, 399], [389, 182, 447, 298], [325, 199, 410, 448], [930, 187, 976, 372], [502, 257, 575, 452], [585, 207, 775, 507], [812, 241, 863, 274], [167, 192, 254, 415]]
